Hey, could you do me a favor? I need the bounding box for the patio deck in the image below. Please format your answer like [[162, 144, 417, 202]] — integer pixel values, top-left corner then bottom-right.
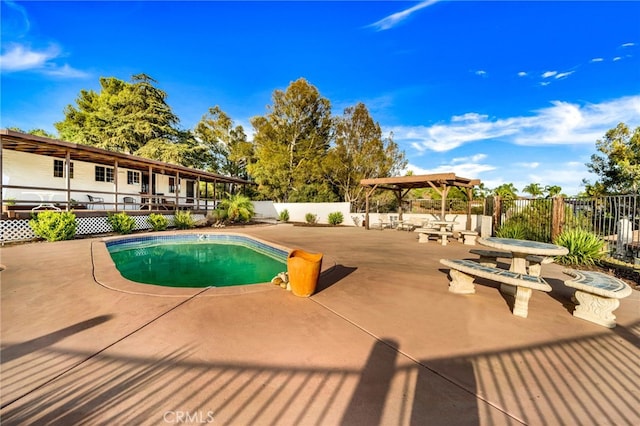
[[1, 224, 638, 425]]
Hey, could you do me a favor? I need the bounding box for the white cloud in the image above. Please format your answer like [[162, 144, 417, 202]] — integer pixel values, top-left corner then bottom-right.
[[613, 56, 622, 61], [0, 44, 58, 71], [368, 0, 439, 31], [389, 95, 640, 153], [0, 43, 88, 78], [555, 71, 574, 79], [516, 162, 540, 169], [406, 160, 495, 178], [621, 42, 635, 48], [590, 58, 604, 62], [542, 71, 557, 78], [475, 70, 487, 77], [517, 71, 527, 77]]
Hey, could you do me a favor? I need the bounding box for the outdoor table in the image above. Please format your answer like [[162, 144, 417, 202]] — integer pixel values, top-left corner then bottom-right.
[[430, 220, 458, 232], [477, 237, 568, 295], [23, 191, 60, 211]]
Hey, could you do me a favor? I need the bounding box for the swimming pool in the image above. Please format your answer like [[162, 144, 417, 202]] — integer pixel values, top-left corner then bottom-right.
[[106, 234, 288, 288]]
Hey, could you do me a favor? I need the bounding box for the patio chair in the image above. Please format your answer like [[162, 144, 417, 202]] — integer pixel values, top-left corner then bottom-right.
[[123, 196, 136, 210], [87, 194, 105, 210]]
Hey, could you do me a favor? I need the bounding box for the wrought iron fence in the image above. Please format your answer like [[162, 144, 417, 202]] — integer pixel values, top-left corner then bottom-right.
[[492, 194, 639, 262]]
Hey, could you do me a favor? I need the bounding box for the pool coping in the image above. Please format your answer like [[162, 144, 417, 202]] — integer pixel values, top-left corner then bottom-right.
[[93, 230, 334, 297]]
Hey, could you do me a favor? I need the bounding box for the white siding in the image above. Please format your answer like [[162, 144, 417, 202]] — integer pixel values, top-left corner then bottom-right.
[[2, 149, 152, 205]]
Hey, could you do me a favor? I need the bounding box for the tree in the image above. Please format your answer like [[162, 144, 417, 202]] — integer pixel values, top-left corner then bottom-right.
[[493, 183, 518, 199], [8, 127, 57, 138], [586, 122, 640, 194], [216, 193, 254, 223], [55, 74, 184, 157], [194, 106, 252, 178], [473, 182, 492, 198], [323, 102, 406, 206], [522, 183, 543, 198], [248, 78, 333, 202], [544, 185, 563, 198]]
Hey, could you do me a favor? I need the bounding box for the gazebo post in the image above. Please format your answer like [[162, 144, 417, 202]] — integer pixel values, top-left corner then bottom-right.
[[466, 188, 473, 229], [364, 185, 378, 230]]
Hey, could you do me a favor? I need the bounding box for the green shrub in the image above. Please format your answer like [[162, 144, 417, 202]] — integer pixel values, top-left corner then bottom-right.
[[174, 210, 195, 229], [148, 213, 168, 231], [496, 220, 528, 239], [216, 194, 254, 223], [29, 211, 77, 242], [107, 212, 136, 234], [328, 211, 344, 225], [305, 213, 318, 224], [279, 209, 290, 222], [554, 228, 605, 266]]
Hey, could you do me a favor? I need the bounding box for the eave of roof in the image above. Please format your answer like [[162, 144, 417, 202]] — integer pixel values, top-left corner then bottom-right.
[[0, 129, 252, 185], [360, 173, 481, 190]]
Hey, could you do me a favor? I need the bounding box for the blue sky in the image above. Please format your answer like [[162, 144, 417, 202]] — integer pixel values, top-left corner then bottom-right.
[[2, 0, 639, 196]]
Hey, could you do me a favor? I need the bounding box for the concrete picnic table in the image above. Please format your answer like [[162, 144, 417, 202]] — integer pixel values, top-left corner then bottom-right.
[[477, 237, 568, 295]]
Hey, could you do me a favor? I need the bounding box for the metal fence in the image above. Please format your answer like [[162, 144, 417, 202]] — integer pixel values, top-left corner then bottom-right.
[[491, 194, 639, 262], [353, 194, 640, 263]]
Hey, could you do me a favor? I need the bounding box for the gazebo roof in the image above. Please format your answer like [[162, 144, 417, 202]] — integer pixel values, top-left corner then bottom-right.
[[360, 173, 480, 191]]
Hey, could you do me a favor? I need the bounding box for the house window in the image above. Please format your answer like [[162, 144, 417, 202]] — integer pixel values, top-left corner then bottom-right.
[[53, 159, 74, 178], [95, 166, 114, 183], [169, 177, 176, 193], [127, 171, 140, 185]]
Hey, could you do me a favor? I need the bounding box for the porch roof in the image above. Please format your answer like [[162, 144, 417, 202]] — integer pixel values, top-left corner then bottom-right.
[[0, 129, 251, 185]]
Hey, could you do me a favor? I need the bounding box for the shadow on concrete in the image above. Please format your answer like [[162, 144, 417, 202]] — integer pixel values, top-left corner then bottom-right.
[[0, 315, 113, 364], [1, 322, 638, 424], [316, 264, 357, 292], [341, 338, 398, 425]]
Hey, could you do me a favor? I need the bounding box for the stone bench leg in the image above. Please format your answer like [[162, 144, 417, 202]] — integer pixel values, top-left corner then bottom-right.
[[418, 233, 430, 243], [528, 262, 542, 277], [463, 234, 477, 245], [440, 235, 448, 246], [448, 269, 476, 294], [573, 290, 621, 328], [512, 287, 532, 318]]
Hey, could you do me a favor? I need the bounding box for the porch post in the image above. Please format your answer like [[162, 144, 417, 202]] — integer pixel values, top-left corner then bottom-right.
[[65, 150, 71, 211], [114, 160, 119, 211], [175, 172, 180, 208], [197, 176, 201, 210]]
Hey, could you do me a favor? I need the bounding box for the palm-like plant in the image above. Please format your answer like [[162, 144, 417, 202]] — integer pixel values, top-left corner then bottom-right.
[[217, 194, 254, 223], [554, 228, 605, 266]]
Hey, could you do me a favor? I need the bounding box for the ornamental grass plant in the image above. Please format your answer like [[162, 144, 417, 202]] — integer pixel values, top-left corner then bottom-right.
[[553, 228, 605, 266]]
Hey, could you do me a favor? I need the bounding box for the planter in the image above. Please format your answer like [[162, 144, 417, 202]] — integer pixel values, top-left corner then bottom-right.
[[287, 249, 323, 297]]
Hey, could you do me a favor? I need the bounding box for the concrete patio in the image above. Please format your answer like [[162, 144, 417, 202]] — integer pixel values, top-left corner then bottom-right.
[[1, 224, 638, 425]]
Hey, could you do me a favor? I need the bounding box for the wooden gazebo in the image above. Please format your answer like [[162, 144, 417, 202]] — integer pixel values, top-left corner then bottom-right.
[[360, 173, 481, 230]]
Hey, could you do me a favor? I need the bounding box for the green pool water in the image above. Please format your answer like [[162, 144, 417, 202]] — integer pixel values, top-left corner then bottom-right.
[[109, 242, 287, 288]]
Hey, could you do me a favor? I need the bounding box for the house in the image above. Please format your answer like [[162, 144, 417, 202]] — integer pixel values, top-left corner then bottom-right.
[[1, 129, 252, 215]]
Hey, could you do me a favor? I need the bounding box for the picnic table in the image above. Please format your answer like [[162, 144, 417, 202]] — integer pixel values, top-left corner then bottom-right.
[[477, 237, 568, 274], [477, 237, 568, 295], [414, 220, 458, 245]]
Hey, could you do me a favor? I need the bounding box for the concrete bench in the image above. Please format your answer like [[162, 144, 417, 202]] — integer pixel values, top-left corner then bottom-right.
[[440, 258, 552, 318], [469, 249, 553, 277], [459, 231, 478, 245], [396, 221, 417, 231], [563, 270, 632, 328], [414, 228, 453, 245]]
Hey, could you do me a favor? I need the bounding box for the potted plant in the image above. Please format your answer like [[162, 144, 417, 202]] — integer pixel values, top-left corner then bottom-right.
[[3, 198, 16, 217]]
